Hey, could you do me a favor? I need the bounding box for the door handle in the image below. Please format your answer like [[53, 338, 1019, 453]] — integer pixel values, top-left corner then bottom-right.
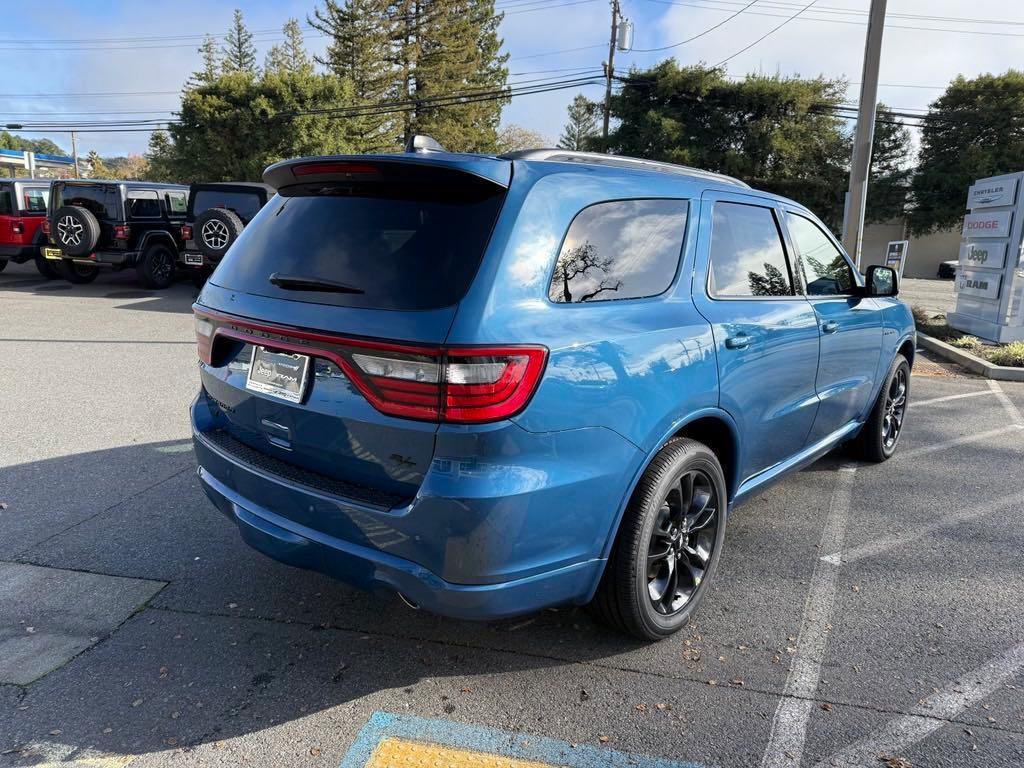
[[821, 320, 840, 334], [725, 334, 752, 350]]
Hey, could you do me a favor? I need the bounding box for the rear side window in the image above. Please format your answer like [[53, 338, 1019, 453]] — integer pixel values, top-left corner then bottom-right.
[[0, 189, 11, 216], [786, 212, 855, 295], [193, 189, 262, 222], [708, 202, 794, 298], [127, 190, 160, 218], [548, 199, 688, 303], [22, 187, 49, 213], [165, 191, 188, 215], [210, 180, 505, 311], [55, 184, 119, 219]]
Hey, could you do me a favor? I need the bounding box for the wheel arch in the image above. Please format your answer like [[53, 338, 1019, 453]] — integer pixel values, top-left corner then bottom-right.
[[138, 229, 179, 253], [898, 335, 915, 368]]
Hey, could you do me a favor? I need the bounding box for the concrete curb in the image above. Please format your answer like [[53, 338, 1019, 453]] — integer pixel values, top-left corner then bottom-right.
[[917, 333, 1024, 381]]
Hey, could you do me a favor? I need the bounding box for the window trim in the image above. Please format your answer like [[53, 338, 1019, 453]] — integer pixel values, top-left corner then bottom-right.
[[544, 196, 691, 307], [783, 208, 861, 298], [705, 200, 802, 302]]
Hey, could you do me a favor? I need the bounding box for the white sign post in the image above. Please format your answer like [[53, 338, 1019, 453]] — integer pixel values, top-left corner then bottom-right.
[[947, 172, 1024, 343]]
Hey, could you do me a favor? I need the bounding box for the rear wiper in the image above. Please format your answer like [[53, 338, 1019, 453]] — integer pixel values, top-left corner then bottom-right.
[[269, 273, 364, 294]]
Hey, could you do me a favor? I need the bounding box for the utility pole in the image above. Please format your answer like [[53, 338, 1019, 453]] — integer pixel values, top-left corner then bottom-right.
[[601, 0, 620, 148], [841, 0, 887, 269], [71, 131, 80, 179]]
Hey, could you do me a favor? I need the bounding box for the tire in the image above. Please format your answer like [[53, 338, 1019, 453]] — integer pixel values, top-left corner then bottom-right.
[[193, 208, 244, 260], [35, 254, 61, 279], [58, 260, 99, 284], [591, 437, 728, 640], [51, 206, 101, 256], [136, 242, 178, 289], [853, 353, 910, 462]]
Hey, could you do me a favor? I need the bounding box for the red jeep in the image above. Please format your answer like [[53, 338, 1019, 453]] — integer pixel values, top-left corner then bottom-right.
[[0, 179, 59, 278]]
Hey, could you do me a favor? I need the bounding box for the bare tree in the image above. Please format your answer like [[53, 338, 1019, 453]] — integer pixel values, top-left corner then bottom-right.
[[552, 242, 622, 302]]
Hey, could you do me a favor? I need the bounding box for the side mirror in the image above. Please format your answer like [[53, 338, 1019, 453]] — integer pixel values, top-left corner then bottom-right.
[[865, 264, 898, 297]]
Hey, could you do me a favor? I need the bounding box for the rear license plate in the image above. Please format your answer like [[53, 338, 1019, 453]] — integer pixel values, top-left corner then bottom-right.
[[42, 247, 62, 260], [184, 253, 204, 266], [246, 346, 311, 404]]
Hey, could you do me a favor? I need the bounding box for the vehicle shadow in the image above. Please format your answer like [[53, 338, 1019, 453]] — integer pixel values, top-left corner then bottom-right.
[[3, 440, 670, 762], [0, 260, 198, 314]]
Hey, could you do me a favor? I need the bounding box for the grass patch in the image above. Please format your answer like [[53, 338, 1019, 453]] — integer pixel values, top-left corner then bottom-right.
[[912, 305, 1024, 368]]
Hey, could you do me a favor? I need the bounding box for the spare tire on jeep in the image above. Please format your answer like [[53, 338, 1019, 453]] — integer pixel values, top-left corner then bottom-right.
[[52, 205, 101, 257], [194, 208, 244, 260]]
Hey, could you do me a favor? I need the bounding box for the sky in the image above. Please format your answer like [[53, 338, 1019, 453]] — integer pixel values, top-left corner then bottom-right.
[[1, 0, 1022, 159]]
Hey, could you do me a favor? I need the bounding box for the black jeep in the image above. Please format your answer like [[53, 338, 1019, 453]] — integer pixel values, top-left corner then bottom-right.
[[180, 182, 273, 279], [43, 180, 190, 289]]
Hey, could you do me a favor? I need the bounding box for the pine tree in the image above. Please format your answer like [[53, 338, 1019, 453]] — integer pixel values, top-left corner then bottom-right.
[[85, 151, 111, 179], [191, 35, 221, 86], [265, 19, 313, 76], [559, 94, 598, 150], [222, 9, 258, 76], [404, 0, 509, 151], [309, 0, 400, 152]]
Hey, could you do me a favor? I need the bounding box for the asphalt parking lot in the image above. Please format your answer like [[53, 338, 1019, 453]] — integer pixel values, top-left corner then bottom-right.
[[2, 262, 1023, 768]]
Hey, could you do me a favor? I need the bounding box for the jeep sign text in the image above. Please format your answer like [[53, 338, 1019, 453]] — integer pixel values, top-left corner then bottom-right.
[[958, 241, 1008, 270]]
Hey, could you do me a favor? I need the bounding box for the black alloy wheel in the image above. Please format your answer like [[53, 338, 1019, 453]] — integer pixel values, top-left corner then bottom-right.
[[138, 243, 177, 289], [591, 437, 728, 640], [882, 365, 908, 452], [646, 468, 720, 616]]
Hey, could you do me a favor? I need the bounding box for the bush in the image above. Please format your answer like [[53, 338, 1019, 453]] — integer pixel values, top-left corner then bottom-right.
[[987, 341, 1024, 367], [949, 335, 981, 350]]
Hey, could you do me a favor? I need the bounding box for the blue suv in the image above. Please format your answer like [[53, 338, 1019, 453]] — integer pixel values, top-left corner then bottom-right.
[[191, 143, 914, 640]]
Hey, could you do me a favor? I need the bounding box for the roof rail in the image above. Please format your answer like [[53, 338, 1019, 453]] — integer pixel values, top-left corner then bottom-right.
[[498, 149, 750, 188]]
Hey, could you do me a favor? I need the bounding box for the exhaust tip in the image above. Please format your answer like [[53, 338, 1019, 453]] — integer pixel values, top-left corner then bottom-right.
[[397, 592, 420, 610]]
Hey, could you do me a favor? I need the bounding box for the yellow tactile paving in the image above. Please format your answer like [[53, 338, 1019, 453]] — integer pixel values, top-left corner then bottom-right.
[[366, 737, 562, 768]]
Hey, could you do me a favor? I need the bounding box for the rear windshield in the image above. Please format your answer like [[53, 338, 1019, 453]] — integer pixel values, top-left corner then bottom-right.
[[192, 189, 264, 222], [54, 183, 119, 220], [210, 181, 505, 311]]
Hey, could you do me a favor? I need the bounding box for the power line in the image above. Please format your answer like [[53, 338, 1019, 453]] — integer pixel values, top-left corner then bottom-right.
[[632, 0, 760, 52], [715, 0, 819, 66]]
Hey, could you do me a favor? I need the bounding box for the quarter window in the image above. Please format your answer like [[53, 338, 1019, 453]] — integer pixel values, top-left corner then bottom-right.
[[0, 189, 11, 216], [786, 212, 855, 295], [548, 199, 688, 303], [708, 202, 794, 298], [127, 190, 160, 219], [22, 187, 49, 213], [165, 191, 188, 215]]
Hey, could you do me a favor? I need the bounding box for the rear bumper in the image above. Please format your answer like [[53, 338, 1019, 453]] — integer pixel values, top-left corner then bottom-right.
[[191, 393, 643, 619], [179, 249, 212, 267], [0, 244, 37, 261], [55, 250, 136, 266], [197, 464, 603, 620]]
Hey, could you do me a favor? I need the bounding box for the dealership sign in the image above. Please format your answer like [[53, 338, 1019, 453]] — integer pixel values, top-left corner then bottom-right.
[[967, 177, 1018, 209], [956, 269, 1002, 300], [958, 240, 1008, 270], [962, 210, 1013, 238]]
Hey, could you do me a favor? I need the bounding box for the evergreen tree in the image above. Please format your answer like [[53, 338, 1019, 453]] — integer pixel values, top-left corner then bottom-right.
[[191, 35, 220, 86], [222, 9, 258, 76], [910, 71, 1024, 233], [558, 94, 598, 150], [85, 151, 111, 179], [265, 19, 312, 76], [309, 0, 399, 152], [865, 104, 912, 224], [407, 0, 509, 152]]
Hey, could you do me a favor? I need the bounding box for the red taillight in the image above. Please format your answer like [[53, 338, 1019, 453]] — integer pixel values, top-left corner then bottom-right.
[[114, 224, 131, 240], [11, 219, 24, 235], [41, 219, 50, 235], [292, 162, 380, 177], [193, 310, 547, 424], [181, 224, 193, 241]]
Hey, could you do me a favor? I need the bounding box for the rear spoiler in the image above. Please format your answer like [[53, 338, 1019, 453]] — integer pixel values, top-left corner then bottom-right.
[[263, 154, 512, 192]]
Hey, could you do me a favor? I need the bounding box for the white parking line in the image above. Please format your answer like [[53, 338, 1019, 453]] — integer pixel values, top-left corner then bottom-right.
[[760, 464, 857, 768], [897, 425, 1024, 461], [821, 489, 1024, 565], [910, 389, 994, 408], [812, 641, 1024, 768], [988, 379, 1024, 428]]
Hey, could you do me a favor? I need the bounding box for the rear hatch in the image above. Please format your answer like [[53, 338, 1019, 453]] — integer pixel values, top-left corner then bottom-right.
[[195, 156, 519, 508]]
